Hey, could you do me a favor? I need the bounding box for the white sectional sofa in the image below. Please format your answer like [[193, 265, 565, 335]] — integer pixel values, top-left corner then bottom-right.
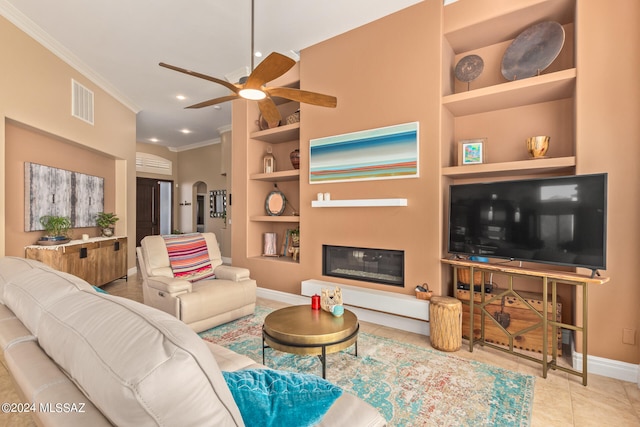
[[0, 257, 386, 426]]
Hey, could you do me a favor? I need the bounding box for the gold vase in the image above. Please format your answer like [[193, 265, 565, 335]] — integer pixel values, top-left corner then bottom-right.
[[526, 136, 550, 158]]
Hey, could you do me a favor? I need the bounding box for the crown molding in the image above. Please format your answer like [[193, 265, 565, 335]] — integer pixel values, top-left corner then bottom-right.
[[0, 0, 140, 113], [170, 137, 221, 153]]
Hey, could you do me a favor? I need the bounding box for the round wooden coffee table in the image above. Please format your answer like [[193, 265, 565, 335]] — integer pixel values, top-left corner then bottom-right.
[[262, 305, 359, 379]]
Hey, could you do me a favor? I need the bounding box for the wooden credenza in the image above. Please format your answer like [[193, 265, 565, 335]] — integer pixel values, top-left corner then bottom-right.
[[25, 237, 127, 286]]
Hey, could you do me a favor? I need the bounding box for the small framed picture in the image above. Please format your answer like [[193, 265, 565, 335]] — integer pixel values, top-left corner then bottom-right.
[[458, 138, 486, 165]]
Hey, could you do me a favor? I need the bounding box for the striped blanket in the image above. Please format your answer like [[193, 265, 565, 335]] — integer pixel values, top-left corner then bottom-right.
[[163, 234, 215, 282]]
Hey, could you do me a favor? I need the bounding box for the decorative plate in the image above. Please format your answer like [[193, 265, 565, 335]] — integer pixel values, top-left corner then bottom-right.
[[501, 21, 565, 81], [455, 54, 484, 83]]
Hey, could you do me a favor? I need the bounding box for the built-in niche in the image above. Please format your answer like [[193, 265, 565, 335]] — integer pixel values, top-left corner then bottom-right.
[[24, 162, 104, 231]]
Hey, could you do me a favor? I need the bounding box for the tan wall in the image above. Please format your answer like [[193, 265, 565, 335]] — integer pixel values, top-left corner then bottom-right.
[[176, 143, 230, 257], [5, 122, 116, 254], [574, 0, 640, 365], [231, 0, 640, 367], [300, 0, 443, 296], [232, 1, 443, 296], [1, 16, 137, 267]]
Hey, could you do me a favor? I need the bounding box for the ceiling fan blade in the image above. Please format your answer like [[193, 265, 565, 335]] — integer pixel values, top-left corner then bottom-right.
[[266, 87, 337, 108], [186, 95, 239, 109], [257, 98, 282, 125], [244, 52, 296, 90], [159, 62, 240, 93]]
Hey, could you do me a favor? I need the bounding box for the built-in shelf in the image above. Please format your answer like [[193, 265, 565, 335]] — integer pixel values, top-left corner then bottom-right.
[[311, 198, 408, 208], [442, 69, 576, 117], [251, 123, 300, 143], [443, 0, 575, 53], [442, 156, 576, 179], [250, 215, 300, 223], [250, 170, 300, 182]]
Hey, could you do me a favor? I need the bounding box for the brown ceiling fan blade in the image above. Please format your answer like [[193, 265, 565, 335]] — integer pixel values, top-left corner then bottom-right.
[[186, 95, 239, 109], [244, 53, 296, 90], [159, 62, 239, 94], [257, 98, 282, 125], [266, 87, 337, 108]]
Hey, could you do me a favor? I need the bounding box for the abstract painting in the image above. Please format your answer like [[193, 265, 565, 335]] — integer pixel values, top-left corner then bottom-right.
[[25, 162, 104, 231], [309, 122, 419, 183]]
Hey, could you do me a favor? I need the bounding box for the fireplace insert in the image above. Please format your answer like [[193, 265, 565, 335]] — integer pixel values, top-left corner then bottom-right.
[[322, 245, 404, 287]]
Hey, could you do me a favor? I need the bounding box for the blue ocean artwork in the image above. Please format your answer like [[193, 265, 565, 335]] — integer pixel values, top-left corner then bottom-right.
[[309, 122, 419, 183]]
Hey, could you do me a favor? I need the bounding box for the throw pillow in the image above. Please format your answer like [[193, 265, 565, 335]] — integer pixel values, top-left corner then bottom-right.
[[222, 369, 343, 427], [93, 286, 108, 294], [164, 234, 215, 282]]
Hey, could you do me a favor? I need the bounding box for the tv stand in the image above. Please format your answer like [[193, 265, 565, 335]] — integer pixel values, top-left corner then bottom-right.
[[441, 259, 609, 386]]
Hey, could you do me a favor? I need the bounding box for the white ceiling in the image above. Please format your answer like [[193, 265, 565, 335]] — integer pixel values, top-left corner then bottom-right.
[[2, 0, 455, 150]]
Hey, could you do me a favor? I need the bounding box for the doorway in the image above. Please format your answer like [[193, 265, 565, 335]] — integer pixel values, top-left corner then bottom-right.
[[136, 178, 173, 246]]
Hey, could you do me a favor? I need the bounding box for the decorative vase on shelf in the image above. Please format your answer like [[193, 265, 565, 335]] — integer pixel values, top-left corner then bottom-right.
[[526, 136, 550, 158], [290, 149, 300, 169]]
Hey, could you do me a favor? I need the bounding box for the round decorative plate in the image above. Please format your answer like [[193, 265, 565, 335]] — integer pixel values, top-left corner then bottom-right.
[[501, 21, 565, 81], [455, 54, 484, 82]]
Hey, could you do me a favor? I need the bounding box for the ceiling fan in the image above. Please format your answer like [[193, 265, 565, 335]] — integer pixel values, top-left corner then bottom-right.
[[159, 0, 337, 126]]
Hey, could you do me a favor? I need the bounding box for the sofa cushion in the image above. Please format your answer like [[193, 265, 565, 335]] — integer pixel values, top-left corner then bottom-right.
[[0, 257, 58, 304], [164, 234, 216, 282], [3, 266, 245, 427], [4, 267, 95, 335], [222, 369, 343, 427]]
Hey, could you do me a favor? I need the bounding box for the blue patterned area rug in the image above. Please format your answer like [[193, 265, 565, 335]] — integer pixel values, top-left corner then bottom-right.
[[200, 306, 534, 426]]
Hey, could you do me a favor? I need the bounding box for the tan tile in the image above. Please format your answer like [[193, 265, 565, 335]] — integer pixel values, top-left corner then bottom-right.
[[623, 381, 640, 419], [0, 363, 37, 427]]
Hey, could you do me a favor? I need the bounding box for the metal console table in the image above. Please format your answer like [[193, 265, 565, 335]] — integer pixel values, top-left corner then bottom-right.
[[441, 259, 609, 386]]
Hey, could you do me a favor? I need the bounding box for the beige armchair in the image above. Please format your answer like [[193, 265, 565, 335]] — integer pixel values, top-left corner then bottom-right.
[[137, 233, 257, 333]]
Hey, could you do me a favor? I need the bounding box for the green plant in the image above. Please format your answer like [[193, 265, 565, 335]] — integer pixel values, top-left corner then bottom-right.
[[96, 212, 119, 229], [39, 215, 71, 237]]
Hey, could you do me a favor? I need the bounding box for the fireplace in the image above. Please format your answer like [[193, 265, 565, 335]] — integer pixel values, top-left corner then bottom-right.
[[322, 245, 404, 287]]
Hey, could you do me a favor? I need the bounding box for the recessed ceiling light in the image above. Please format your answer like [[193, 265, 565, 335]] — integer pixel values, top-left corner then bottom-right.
[[213, 105, 222, 110], [176, 95, 186, 100], [254, 51, 262, 58], [180, 129, 191, 134], [149, 138, 159, 143]]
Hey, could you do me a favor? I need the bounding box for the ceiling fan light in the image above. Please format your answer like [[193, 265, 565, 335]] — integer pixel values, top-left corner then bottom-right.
[[239, 88, 266, 100]]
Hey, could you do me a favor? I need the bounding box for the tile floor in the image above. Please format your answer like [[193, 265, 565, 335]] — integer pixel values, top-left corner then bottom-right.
[[1, 275, 638, 426]]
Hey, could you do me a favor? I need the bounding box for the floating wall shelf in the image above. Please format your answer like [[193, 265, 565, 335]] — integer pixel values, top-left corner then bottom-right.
[[311, 198, 408, 208]]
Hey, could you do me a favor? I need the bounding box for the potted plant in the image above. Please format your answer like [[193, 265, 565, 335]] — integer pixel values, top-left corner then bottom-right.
[[96, 212, 119, 237], [38, 215, 71, 245]]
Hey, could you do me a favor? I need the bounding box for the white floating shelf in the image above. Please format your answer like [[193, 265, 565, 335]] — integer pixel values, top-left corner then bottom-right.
[[311, 198, 408, 208]]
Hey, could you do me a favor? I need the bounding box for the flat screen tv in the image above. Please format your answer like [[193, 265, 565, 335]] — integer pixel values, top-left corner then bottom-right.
[[448, 173, 607, 272]]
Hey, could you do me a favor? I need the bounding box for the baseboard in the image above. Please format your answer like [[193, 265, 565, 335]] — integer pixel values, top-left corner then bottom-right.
[[127, 266, 137, 278], [573, 347, 640, 384], [257, 287, 430, 336]]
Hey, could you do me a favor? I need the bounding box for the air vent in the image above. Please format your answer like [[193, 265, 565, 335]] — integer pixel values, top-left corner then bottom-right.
[[136, 152, 172, 175], [71, 79, 94, 125]]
